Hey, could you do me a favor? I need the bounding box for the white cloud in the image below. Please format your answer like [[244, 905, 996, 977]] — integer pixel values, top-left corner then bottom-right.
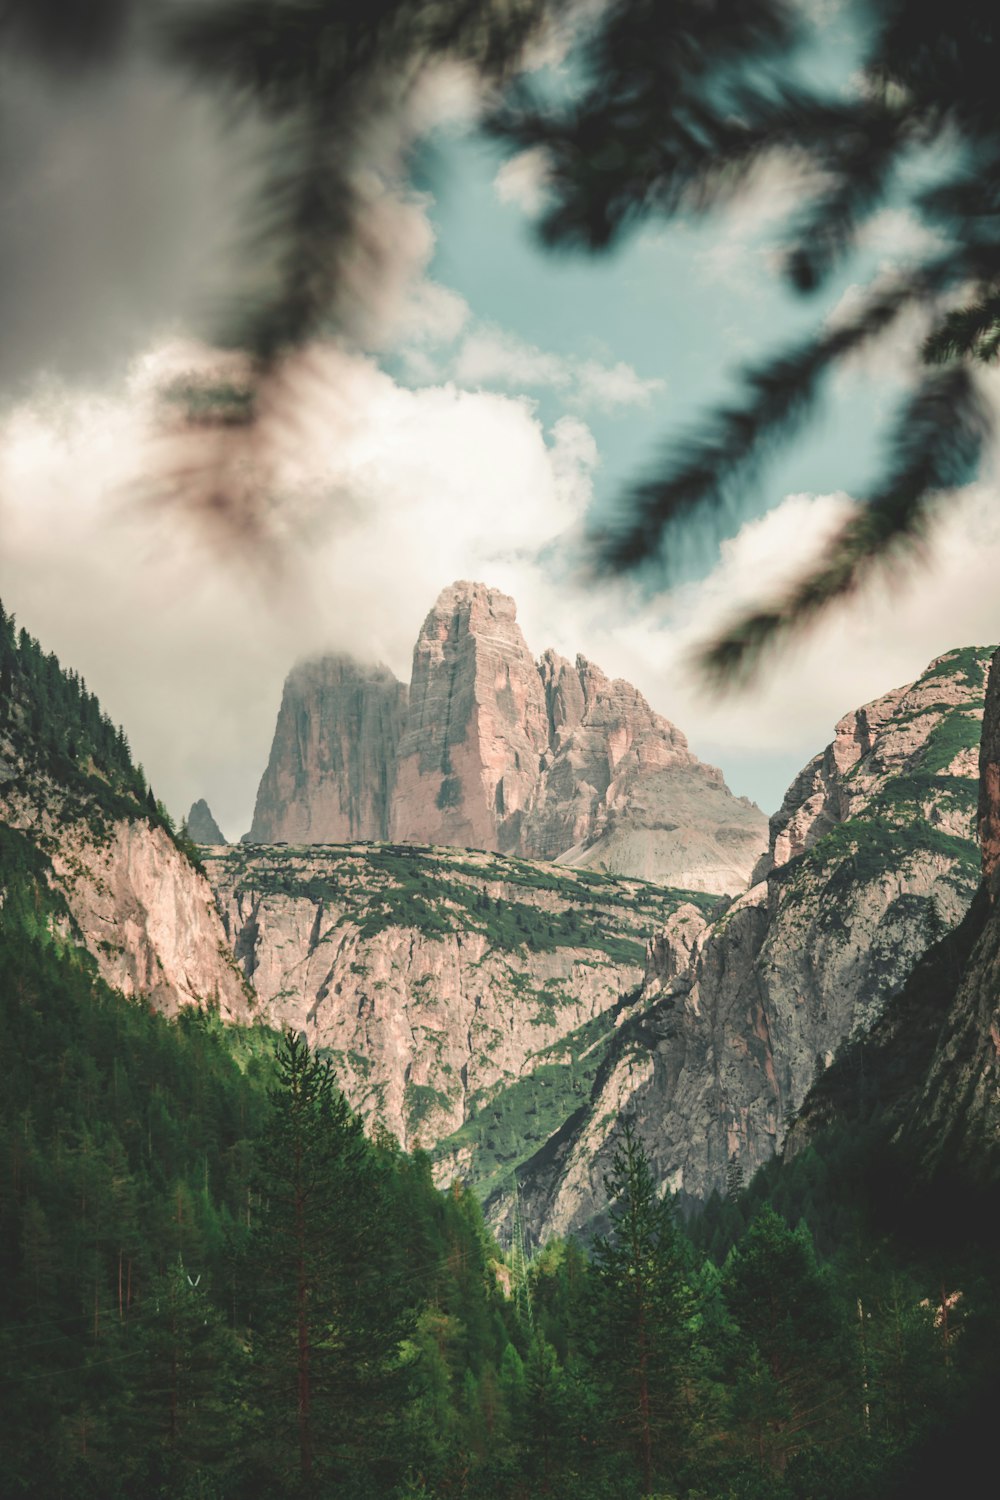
[[0, 345, 597, 837], [858, 207, 945, 264], [537, 486, 1000, 808], [454, 326, 568, 389], [575, 360, 666, 408], [824, 272, 935, 389], [695, 151, 829, 287], [5, 338, 1000, 839], [391, 279, 471, 346], [451, 325, 664, 409], [493, 148, 552, 215]]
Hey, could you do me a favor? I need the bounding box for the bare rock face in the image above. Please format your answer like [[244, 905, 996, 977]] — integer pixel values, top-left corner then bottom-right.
[[257, 582, 767, 893], [524, 650, 692, 858], [187, 798, 226, 844], [48, 819, 250, 1017], [757, 647, 985, 881], [390, 582, 550, 852], [522, 653, 764, 893], [249, 655, 408, 843], [515, 646, 992, 1242], [0, 761, 250, 1022], [906, 643, 1000, 1181], [789, 650, 1000, 1192], [203, 842, 707, 1184]]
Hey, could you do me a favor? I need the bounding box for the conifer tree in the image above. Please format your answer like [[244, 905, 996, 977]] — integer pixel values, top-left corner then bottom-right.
[[723, 1205, 848, 1473], [588, 1120, 696, 1495], [248, 1030, 411, 1494]]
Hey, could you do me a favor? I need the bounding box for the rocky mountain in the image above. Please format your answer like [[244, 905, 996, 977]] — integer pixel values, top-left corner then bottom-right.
[[791, 643, 1000, 1194], [249, 655, 408, 843], [0, 612, 250, 1020], [389, 582, 552, 854], [249, 581, 767, 894], [10, 580, 996, 1253], [202, 840, 714, 1193], [187, 797, 227, 844], [511, 646, 992, 1242]]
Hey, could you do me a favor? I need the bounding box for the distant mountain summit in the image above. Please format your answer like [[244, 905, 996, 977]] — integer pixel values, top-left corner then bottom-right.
[[248, 656, 408, 845], [187, 798, 227, 844], [248, 580, 767, 894]]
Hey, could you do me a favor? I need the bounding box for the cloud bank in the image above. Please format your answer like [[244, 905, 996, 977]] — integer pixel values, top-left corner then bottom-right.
[[3, 339, 1000, 838]]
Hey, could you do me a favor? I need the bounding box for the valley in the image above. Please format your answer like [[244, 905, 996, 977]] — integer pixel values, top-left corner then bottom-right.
[[3, 592, 1000, 1500]]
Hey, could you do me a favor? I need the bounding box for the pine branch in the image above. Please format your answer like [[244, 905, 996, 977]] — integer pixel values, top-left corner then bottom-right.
[[696, 365, 992, 684], [923, 293, 1000, 364], [590, 270, 943, 573]]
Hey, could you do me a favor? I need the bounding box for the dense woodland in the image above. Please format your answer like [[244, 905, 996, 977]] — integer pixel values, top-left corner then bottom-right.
[[0, 604, 202, 867], [1, 622, 998, 1498], [1, 827, 998, 1500]]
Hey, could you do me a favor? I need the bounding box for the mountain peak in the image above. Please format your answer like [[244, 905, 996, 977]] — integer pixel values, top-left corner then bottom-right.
[[187, 799, 226, 844], [248, 653, 409, 844], [248, 583, 767, 892]]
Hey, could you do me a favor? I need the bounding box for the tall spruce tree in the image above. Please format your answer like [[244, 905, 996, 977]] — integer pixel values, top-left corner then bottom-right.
[[247, 1030, 411, 1495], [723, 1205, 848, 1474], [588, 1120, 696, 1496]]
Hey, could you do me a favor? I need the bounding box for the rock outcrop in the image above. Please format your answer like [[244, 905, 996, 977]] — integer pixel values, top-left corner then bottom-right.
[[979, 646, 1000, 884], [524, 651, 764, 891], [788, 644, 1000, 1193], [203, 841, 712, 1188], [250, 582, 767, 894], [0, 728, 250, 1023], [45, 817, 250, 1016], [390, 582, 550, 853], [513, 646, 992, 1242], [248, 656, 408, 844], [187, 798, 226, 844]]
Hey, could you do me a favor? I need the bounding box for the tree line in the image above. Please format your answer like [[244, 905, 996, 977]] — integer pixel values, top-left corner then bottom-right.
[[3, 834, 997, 1500]]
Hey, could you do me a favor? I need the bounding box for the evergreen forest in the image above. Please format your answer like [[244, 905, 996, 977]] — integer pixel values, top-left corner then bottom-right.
[[2, 801, 999, 1500]]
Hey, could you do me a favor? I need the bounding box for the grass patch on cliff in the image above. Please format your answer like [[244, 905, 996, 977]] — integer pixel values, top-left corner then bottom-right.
[[405, 1080, 454, 1136], [918, 708, 984, 775], [917, 644, 992, 690], [225, 844, 685, 965], [434, 1010, 619, 1200], [868, 773, 977, 831], [777, 817, 980, 907]]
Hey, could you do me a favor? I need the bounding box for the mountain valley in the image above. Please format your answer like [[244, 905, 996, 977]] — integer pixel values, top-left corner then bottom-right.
[[4, 592, 1000, 1500]]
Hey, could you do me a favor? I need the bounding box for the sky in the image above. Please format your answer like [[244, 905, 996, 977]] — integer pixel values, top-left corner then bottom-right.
[[2, 4, 999, 840]]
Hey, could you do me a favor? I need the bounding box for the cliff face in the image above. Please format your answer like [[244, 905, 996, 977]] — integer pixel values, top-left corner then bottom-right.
[[514, 646, 991, 1242], [523, 652, 765, 892], [203, 841, 713, 1193], [252, 582, 767, 894], [0, 727, 250, 1023], [979, 646, 1000, 884], [46, 818, 250, 1017], [823, 642, 1000, 1189], [248, 655, 408, 843], [390, 582, 550, 853]]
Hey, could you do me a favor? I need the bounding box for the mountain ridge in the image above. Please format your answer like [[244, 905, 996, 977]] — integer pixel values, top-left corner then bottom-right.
[[507, 644, 991, 1241], [249, 580, 767, 894]]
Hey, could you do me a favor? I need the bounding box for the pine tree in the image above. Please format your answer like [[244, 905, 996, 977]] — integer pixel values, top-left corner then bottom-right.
[[247, 1030, 412, 1494], [127, 1255, 245, 1488], [723, 1206, 848, 1473], [588, 1121, 696, 1495]]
